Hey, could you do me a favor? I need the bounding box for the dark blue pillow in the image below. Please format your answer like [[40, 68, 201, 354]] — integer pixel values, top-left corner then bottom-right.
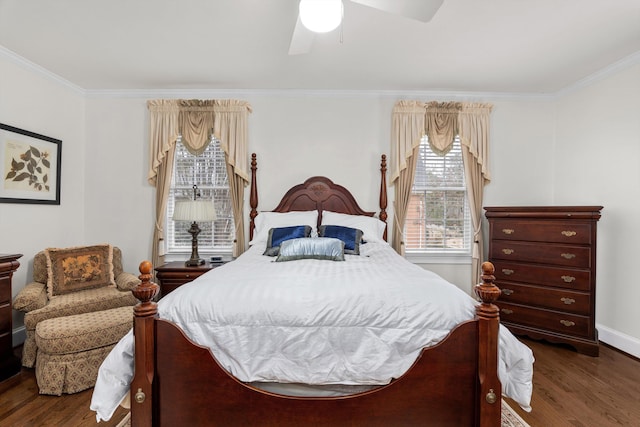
[[263, 225, 312, 256], [318, 225, 363, 255]]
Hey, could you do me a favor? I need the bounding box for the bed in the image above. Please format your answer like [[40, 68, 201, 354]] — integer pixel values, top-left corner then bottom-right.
[[91, 154, 533, 426]]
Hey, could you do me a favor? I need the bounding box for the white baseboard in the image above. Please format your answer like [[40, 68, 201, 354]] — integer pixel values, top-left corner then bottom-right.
[[597, 323, 640, 359], [12, 326, 26, 348]]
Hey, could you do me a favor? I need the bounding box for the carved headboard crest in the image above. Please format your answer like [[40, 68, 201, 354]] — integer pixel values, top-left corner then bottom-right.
[[249, 154, 388, 241]]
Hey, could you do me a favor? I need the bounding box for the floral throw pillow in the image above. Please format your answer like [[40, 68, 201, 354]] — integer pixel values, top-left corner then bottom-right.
[[45, 244, 115, 297]]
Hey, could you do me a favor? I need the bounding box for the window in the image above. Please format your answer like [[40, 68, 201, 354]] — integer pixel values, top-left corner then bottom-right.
[[404, 135, 471, 254], [166, 136, 234, 255]]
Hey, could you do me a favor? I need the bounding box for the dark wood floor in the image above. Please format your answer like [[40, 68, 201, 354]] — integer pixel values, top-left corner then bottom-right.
[[506, 338, 640, 426], [0, 346, 128, 427], [1, 337, 639, 426]]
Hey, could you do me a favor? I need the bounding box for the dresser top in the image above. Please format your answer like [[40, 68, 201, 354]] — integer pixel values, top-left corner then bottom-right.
[[484, 206, 602, 220], [0, 254, 22, 263]]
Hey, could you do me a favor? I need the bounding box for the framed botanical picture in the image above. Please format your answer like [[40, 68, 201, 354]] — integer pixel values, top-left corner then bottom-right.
[[0, 123, 62, 205]]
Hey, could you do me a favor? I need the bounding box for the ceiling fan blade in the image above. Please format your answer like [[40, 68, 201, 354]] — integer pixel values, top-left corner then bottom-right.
[[288, 15, 315, 55], [350, 0, 444, 23]]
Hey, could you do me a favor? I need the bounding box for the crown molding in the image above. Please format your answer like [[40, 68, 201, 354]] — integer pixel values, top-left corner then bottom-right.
[[554, 50, 640, 98], [0, 45, 85, 96], [83, 87, 552, 101], [2, 44, 638, 101]]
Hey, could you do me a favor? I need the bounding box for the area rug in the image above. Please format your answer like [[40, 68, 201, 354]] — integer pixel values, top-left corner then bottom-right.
[[116, 400, 530, 427], [501, 399, 531, 427]]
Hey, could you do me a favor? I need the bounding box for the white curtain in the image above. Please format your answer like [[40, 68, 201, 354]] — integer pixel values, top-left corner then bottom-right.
[[390, 100, 493, 287], [458, 103, 493, 285], [147, 99, 252, 269], [147, 100, 180, 271], [389, 101, 426, 254], [213, 99, 252, 256]]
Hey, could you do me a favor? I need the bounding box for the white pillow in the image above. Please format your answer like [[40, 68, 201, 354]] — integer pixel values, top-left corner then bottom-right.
[[321, 211, 386, 243], [251, 211, 319, 245]]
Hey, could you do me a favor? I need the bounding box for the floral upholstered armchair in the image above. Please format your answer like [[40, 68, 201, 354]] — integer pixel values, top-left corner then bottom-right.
[[13, 244, 139, 368]]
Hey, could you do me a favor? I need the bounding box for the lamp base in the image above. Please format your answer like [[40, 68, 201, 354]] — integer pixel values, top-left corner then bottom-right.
[[185, 221, 205, 267]]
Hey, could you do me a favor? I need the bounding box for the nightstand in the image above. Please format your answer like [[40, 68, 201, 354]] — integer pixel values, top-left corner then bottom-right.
[[155, 261, 226, 297]]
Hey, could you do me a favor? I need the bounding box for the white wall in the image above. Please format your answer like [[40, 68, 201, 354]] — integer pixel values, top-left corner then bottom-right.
[[83, 97, 155, 274], [554, 63, 640, 355], [4, 46, 640, 356], [81, 93, 554, 295], [0, 53, 86, 339], [483, 99, 557, 206]]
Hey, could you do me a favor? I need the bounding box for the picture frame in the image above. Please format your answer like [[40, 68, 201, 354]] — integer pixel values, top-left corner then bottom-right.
[[0, 123, 62, 205]]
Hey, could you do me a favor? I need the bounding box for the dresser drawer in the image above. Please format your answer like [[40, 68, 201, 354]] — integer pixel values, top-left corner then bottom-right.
[[0, 333, 11, 358], [0, 278, 10, 304], [490, 240, 590, 268], [492, 261, 590, 291], [498, 302, 592, 339], [497, 282, 590, 315], [155, 261, 222, 297], [157, 270, 208, 285], [490, 220, 592, 244], [0, 303, 10, 333]]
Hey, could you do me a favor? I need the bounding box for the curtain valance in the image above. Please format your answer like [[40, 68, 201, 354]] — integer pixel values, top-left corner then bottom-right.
[[389, 101, 492, 183], [389, 100, 493, 286], [147, 98, 253, 270], [425, 101, 461, 156], [147, 99, 253, 185]]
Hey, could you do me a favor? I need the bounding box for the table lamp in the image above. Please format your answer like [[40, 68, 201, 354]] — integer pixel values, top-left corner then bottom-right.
[[173, 185, 217, 266]]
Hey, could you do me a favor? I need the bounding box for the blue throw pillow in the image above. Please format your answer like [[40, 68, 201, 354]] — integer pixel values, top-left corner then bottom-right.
[[275, 237, 345, 262], [318, 225, 363, 255], [263, 225, 312, 256]]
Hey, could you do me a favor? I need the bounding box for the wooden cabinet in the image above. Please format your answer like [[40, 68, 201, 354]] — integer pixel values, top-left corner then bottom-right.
[[485, 206, 602, 356], [1, 254, 22, 381], [155, 261, 226, 297]]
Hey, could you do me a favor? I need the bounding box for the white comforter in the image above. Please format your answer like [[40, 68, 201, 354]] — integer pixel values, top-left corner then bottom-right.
[[91, 242, 534, 421]]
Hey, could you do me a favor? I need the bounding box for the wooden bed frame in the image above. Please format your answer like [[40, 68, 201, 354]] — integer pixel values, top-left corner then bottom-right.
[[130, 154, 502, 426]]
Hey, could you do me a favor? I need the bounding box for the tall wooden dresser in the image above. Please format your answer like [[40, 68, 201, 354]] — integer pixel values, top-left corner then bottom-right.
[[484, 206, 602, 356], [1, 253, 22, 381]]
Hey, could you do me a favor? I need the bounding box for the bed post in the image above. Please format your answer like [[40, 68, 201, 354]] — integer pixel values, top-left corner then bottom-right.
[[474, 261, 502, 427], [249, 153, 258, 241], [131, 261, 160, 427], [379, 154, 388, 241]]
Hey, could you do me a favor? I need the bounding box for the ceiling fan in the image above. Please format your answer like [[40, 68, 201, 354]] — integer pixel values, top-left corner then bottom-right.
[[288, 0, 444, 55]]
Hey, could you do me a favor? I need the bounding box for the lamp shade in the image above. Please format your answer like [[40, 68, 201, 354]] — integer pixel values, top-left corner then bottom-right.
[[299, 0, 343, 33], [173, 200, 217, 222]]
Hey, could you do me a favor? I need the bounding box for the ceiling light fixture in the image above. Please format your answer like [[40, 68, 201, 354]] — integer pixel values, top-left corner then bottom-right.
[[299, 0, 344, 33]]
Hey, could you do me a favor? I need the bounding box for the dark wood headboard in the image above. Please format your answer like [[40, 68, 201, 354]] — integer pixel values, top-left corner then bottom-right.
[[249, 153, 388, 240]]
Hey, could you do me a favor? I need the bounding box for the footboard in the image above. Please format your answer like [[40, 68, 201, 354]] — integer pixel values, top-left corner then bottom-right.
[[130, 262, 502, 426]]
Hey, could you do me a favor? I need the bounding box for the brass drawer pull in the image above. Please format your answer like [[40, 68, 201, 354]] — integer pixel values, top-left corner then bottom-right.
[[501, 308, 514, 315], [502, 249, 515, 255], [502, 229, 515, 235], [135, 388, 146, 404], [560, 253, 576, 259], [502, 289, 514, 296], [486, 389, 497, 404], [561, 275, 576, 283], [561, 230, 577, 237], [185, 274, 191, 278], [502, 268, 514, 275], [560, 320, 576, 327], [561, 297, 576, 305]]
